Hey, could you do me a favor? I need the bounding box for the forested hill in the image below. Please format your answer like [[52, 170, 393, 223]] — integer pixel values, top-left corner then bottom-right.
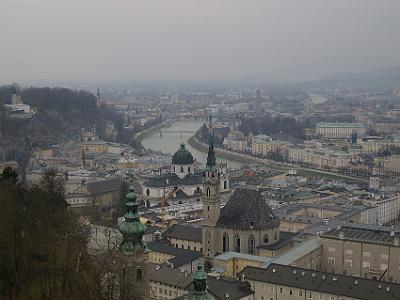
[[0, 85, 138, 171]]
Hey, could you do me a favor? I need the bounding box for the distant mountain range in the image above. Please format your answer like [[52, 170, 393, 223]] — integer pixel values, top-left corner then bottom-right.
[[317, 66, 400, 90]]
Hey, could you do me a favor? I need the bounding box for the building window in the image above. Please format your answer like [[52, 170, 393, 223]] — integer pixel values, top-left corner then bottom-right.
[[173, 166, 176, 172], [234, 234, 240, 252], [223, 233, 229, 252], [263, 234, 269, 244], [188, 166, 191, 172], [224, 180, 227, 189], [137, 267, 143, 281], [328, 247, 335, 253], [363, 251, 371, 257], [181, 166, 184, 173], [146, 188, 150, 197], [248, 235, 255, 255], [206, 188, 211, 197], [345, 259, 352, 267], [328, 257, 335, 264]]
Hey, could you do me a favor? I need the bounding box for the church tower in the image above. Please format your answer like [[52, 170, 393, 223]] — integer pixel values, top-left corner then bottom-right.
[[183, 265, 216, 300], [118, 186, 149, 299], [96, 88, 101, 107], [202, 131, 221, 267]]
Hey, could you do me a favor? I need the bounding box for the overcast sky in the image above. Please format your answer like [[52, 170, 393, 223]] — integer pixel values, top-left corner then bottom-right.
[[1, 0, 400, 84]]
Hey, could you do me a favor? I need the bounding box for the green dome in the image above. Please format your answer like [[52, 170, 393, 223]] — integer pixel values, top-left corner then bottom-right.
[[172, 143, 194, 165], [184, 265, 216, 300], [119, 219, 146, 237]]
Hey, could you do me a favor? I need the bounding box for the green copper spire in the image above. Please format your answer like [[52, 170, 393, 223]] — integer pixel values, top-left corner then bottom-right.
[[184, 265, 215, 300], [119, 186, 148, 256]]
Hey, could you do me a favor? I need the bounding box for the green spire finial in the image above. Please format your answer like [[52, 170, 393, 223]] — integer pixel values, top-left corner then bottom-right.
[[118, 186, 148, 255]]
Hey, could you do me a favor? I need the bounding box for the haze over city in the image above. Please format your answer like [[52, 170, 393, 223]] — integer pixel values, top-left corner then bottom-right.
[[3, 1, 400, 300], [1, 0, 400, 84]]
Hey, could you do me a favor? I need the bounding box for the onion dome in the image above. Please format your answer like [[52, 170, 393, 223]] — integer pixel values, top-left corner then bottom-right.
[[119, 186, 148, 256], [184, 265, 216, 300], [172, 143, 194, 165]]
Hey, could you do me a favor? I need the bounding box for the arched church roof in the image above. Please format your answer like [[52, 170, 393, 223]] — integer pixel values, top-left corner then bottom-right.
[[172, 143, 194, 165], [217, 189, 279, 230]]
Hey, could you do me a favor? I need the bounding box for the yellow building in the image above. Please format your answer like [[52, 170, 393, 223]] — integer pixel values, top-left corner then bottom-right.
[[214, 239, 321, 278]]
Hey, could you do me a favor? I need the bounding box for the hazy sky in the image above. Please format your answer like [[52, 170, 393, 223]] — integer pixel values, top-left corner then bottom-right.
[[1, 0, 400, 84]]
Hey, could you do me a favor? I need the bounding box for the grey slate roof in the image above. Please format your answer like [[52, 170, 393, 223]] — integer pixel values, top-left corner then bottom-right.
[[144, 172, 202, 188], [321, 224, 400, 246], [147, 263, 193, 289], [173, 277, 253, 300], [241, 263, 400, 300], [217, 189, 280, 230], [206, 277, 253, 300], [163, 224, 202, 243], [87, 178, 122, 195], [148, 240, 201, 268]]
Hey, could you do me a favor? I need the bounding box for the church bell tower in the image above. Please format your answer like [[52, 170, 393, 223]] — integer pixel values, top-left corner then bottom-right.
[[118, 186, 149, 299], [202, 129, 221, 265]]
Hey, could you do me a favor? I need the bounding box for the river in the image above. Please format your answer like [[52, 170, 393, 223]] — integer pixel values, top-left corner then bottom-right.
[[141, 119, 243, 168]]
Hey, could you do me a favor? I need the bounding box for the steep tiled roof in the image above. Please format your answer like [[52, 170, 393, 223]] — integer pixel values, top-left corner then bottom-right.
[[217, 189, 280, 229], [87, 178, 122, 195]]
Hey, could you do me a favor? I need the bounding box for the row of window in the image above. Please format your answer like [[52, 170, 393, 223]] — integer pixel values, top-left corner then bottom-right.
[[258, 285, 347, 300], [328, 257, 389, 271], [328, 248, 390, 260], [222, 232, 278, 254], [174, 243, 202, 252], [173, 165, 192, 173]]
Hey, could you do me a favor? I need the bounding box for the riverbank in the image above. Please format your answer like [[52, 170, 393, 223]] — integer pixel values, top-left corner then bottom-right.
[[188, 136, 368, 183], [134, 119, 176, 142], [187, 136, 262, 165]]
